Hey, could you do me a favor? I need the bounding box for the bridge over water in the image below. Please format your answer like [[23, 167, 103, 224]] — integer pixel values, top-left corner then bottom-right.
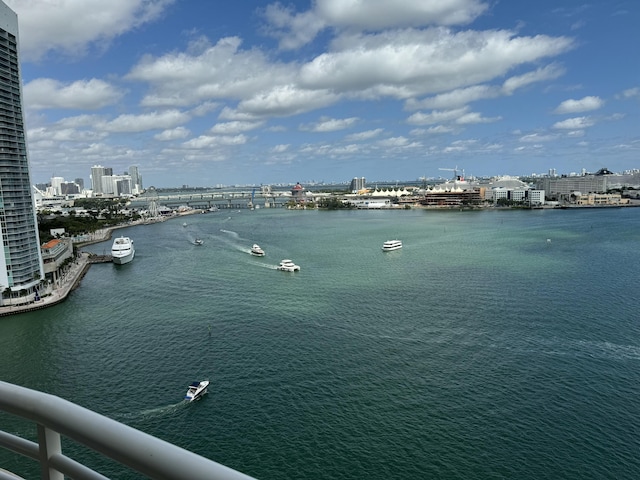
[[129, 186, 297, 210]]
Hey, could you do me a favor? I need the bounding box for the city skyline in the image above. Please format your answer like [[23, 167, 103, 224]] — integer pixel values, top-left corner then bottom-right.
[[8, 0, 640, 187]]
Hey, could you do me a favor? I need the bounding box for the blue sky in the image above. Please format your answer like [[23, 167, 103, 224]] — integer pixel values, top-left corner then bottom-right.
[[8, 0, 640, 187]]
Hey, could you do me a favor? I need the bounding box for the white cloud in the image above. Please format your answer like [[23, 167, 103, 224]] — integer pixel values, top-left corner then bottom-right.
[[183, 134, 248, 149], [455, 112, 500, 124], [300, 117, 359, 132], [236, 85, 339, 118], [345, 128, 384, 141], [519, 133, 556, 143], [271, 144, 290, 153], [128, 36, 296, 108], [102, 110, 190, 133], [552, 116, 595, 130], [6, 0, 175, 61], [553, 96, 604, 114], [23, 78, 123, 110], [501, 63, 565, 94], [210, 121, 264, 135], [264, 0, 489, 49], [407, 107, 470, 125], [619, 87, 640, 100], [300, 29, 574, 98], [155, 127, 190, 141]]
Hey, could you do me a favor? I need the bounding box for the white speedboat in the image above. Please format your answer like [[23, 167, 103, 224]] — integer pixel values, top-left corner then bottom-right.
[[194, 238, 204, 246], [111, 236, 135, 264], [277, 259, 300, 272], [184, 380, 209, 402], [382, 240, 402, 251], [250, 244, 265, 256]]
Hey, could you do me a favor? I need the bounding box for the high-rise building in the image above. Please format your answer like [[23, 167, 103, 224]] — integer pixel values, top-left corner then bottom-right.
[[90, 165, 106, 193], [0, 1, 44, 296], [129, 165, 142, 193], [350, 177, 366, 193]]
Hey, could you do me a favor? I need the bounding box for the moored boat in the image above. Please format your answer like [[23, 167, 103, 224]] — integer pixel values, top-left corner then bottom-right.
[[111, 236, 135, 264], [184, 380, 209, 402], [382, 240, 402, 251], [277, 259, 300, 272], [250, 244, 265, 256]]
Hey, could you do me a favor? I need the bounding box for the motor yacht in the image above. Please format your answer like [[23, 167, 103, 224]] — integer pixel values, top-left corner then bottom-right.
[[111, 236, 135, 264], [250, 244, 265, 256], [277, 259, 300, 272], [184, 380, 209, 402], [382, 240, 402, 251]]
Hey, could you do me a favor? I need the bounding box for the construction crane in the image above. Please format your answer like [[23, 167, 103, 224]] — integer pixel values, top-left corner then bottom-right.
[[439, 166, 465, 182]]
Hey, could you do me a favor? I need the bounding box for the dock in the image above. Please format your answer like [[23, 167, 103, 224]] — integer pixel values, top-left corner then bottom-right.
[[87, 254, 113, 263]]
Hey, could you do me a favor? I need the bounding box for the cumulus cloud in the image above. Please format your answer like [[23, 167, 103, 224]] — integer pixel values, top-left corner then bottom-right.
[[155, 127, 190, 141], [300, 117, 359, 132], [210, 121, 264, 135], [128, 36, 296, 108], [6, 0, 175, 61], [23, 78, 123, 110], [407, 107, 470, 125], [345, 128, 384, 141], [553, 96, 604, 114], [264, 0, 489, 49], [271, 144, 290, 153], [299, 29, 574, 99], [102, 110, 190, 133], [552, 116, 595, 130]]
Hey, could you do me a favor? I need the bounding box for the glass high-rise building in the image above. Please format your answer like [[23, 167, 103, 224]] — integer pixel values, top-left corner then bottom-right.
[[0, 1, 44, 295]]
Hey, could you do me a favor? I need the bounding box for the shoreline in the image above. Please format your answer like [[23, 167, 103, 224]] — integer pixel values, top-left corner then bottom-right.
[[1, 203, 638, 317]]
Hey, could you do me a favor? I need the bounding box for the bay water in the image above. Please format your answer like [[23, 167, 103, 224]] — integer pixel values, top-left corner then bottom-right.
[[1, 207, 639, 479]]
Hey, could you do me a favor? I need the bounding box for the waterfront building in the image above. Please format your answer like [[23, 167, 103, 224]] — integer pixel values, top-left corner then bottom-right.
[[291, 182, 305, 202], [492, 188, 545, 205], [532, 168, 640, 197], [40, 238, 73, 286], [420, 186, 484, 206], [573, 192, 628, 206], [0, 1, 44, 299]]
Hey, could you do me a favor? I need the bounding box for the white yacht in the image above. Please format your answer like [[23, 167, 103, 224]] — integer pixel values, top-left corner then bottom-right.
[[250, 244, 265, 256], [194, 238, 204, 246], [277, 259, 300, 272], [184, 380, 209, 402], [382, 240, 402, 252], [111, 236, 135, 264]]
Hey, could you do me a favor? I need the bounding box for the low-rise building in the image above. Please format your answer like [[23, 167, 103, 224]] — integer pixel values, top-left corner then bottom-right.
[[41, 238, 73, 285], [573, 192, 628, 206]]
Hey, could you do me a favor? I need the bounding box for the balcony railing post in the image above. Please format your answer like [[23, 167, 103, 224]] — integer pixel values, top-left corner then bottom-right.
[[37, 424, 63, 480]]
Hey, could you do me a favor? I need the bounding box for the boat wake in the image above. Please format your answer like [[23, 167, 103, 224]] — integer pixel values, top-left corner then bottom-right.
[[220, 229, 240, 239], [114, 402, 188, 421]]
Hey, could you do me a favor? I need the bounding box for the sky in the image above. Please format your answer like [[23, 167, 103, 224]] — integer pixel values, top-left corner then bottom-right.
[[7, 0, 640, 187]]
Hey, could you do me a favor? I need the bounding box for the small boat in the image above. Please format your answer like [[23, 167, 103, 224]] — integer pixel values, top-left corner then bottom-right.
[[111, 236, 135, 264], [277, 259, 300, 272], [184, 380, 209, 402], [382, 240, 402, 251], [194, 238, 204, 246], [183, 222, 188, 227], [250, 244, 265, 256]]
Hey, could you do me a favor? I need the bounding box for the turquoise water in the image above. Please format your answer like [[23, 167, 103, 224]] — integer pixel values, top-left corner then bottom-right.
[[1, 208, 640, 479]]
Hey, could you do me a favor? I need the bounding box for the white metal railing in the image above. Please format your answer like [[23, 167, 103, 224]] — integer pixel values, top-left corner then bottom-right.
[[0, 381, 255, 479]]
